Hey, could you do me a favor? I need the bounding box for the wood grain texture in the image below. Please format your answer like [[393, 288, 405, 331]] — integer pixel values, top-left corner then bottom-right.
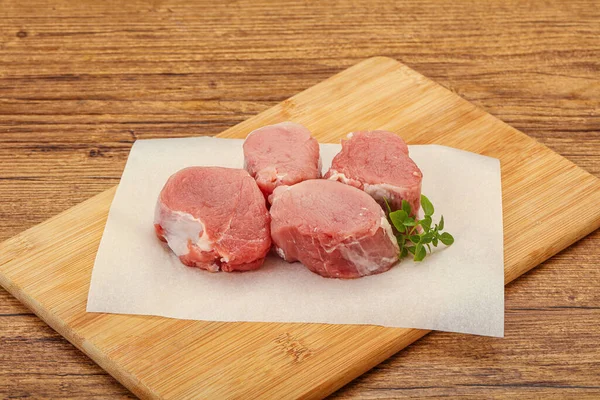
[[2, 56, 600, 399], [0, 0, 599, 398]]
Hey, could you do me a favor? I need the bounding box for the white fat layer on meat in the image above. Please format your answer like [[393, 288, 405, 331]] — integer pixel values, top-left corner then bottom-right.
[[340, 216, 399, 276], [325, 170, 354, 185], [338, 240, 395, 276], [363, 182, 400, 204], [157, 208, 213, 257], [206, 263, 220, 272], [327, 172, 413, 206], [274, 246, 286, 260], [321, 215, 399, 276], [380, 216, 397, 246]]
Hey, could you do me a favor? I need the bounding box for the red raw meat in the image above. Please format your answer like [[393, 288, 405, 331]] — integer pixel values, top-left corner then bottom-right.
[[243, 122, 321, 199], [154, 167, 271, 272], [324, 130, 422, 214], [270, 179, 399, 279]]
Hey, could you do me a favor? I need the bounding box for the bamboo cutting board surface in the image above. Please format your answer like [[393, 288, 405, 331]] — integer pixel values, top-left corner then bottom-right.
[[1, 56, 599, 399]]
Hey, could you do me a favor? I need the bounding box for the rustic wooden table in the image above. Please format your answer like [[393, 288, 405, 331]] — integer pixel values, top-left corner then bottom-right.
[[1, 1, 599, 398]]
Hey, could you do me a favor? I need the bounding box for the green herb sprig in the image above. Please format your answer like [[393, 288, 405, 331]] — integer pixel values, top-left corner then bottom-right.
[[384, 195, 454, 262]]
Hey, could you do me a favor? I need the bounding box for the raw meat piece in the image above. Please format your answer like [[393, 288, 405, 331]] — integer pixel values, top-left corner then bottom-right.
[[154, 167, 271, 272], [270, 179, 399, 279], [243, 121, 321, 199], [324, 130, 422, 214]]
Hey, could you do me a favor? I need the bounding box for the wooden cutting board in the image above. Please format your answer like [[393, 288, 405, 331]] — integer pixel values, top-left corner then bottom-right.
[[1, 56, 599, 399]]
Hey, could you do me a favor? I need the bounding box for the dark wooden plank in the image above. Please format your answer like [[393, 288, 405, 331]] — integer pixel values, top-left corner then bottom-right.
[[332, 230, 600, 398], [0, 0, 598, 398]]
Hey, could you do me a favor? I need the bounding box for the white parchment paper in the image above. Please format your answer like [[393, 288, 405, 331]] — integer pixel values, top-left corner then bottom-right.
[[87, 137, 504, 337]]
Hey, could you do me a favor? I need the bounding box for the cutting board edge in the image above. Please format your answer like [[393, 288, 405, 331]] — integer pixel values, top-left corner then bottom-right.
[[2, 176, 599, 400], [307, 328, 431, 399], [0, 279, 156, 400], [1, 56, 600, 399], [0, 189, 159, 400], [0, 250, 430, 400]]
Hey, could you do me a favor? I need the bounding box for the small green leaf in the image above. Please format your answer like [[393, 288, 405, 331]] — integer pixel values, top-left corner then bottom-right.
[[388, 193, 454, 263], [389, 210, 407, 231], [397, 236, 405, 253], [401, 199, 411, 215], [383, 197, 392, 214], [403, 217, 416, 227], [397, 235, 405, 247], [409, 235, 420, 244], [421, 232, 433, 244], [421, 194, 434, 216], [419, 216, 432, 231], [415, 243, 423, 254], [440, 232, 454, 245], [401, 247, 408, 258], [414, 245, 427, 261]]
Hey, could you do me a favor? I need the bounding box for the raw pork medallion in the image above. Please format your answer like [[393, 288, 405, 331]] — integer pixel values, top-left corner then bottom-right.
[[154, 167, 271, 272], [243, 122, 321, 199], [325, 130, 422, 214], [270, 179, 399, 279]]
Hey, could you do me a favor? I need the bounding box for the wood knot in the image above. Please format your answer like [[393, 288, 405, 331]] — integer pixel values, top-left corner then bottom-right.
[[16, 30, 27, 38], [274, 333, 313, 363], [89, 148, 104, 157], [128, 130, 138, 141]]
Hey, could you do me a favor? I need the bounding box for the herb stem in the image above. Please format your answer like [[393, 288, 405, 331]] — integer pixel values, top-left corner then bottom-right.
[[386, 195, 454, 262]]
